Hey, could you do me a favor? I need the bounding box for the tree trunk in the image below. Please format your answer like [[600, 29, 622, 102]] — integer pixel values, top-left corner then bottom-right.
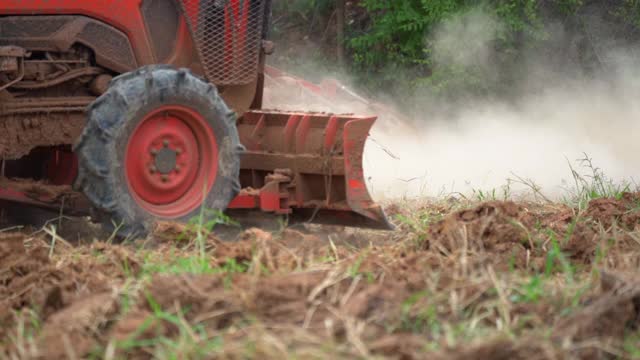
[[336, 0, 346, 68]]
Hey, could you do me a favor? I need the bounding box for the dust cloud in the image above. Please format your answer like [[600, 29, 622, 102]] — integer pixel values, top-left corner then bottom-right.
[[365, 85, 640, 200], [266, 8, 640, 200]]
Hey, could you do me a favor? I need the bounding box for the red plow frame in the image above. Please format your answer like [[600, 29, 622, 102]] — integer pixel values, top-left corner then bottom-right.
[[232, 110, 391, 229]]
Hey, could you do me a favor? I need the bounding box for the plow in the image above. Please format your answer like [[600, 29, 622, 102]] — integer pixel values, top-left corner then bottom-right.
[[0, 0, 390, 235]]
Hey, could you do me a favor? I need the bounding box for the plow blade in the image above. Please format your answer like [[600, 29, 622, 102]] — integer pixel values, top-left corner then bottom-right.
[[231, 110, 393, 230]]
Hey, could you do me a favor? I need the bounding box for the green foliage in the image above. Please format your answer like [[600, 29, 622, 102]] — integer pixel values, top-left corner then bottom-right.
[[611, 0, 640, 29], [271, 0, 640, 101], [623, 329, 640, 358], [271, 0, 335, 38], [349, 0, 549, 95], [346, 0, 640, 99], [350, 0, 469, 67]]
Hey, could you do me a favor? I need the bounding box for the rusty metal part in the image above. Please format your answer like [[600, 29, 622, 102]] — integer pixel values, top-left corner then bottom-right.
[[142, 0, 181, 62], [1, 97, 93, 114], [262, 40, 275, 55], [0, 57, 19, 73], [220, 79, 259, 117], [0, 46, 28, 74], [232, 110, 392, 229], [0, 46, 27, 58], [0, 16, 137, 73], [12, 67, 104, 89], [0, 177, 90, 214], [89, 74, 113, 95], [0, 46, 27, 91], [0, 58, 24, 92]]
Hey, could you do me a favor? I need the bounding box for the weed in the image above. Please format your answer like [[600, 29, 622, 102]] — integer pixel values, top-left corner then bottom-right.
[[510, 275, 544, 303], [623, 330, 640, 358], [113, 293, 224, 359], [565, 154, 635, 208], [472, 184, 512, 202], [396, 206, 444, 248], [145, 256, 215, 275], [400, 290, 440, 335], [180, 209, 238, 242], [543, 233, 575, 283]]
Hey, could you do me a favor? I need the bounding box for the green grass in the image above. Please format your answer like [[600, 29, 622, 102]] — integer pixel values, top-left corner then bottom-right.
[[510, 275, 544, 304], [472, 184, 512, 202], [140, 251, 249, 277], [623, 330, 640, 359]]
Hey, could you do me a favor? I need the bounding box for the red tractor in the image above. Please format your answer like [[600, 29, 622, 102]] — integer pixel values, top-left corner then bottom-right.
[[0, 0, 390, 236]]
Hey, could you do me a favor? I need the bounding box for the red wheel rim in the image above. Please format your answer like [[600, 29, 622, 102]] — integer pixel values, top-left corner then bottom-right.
[[125, 105, 218, 218]]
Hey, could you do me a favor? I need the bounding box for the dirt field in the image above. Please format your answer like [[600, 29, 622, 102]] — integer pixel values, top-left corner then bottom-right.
[[1, 194, 640, 359]]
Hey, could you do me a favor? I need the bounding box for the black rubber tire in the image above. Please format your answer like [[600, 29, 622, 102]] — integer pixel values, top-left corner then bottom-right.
[[73, 65, 242, 238]]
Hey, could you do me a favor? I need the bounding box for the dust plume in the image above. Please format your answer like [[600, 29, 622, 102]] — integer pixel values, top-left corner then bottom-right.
[[365, 84, 640, 199], [266, 7, 640, 200]]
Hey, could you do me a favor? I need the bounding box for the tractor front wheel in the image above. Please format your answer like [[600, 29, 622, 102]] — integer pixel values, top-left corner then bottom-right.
[[74, 66, 242, 237]]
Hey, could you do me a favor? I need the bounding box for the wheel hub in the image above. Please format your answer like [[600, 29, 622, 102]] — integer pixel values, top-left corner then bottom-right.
[[125, 106, 219, 218], [153, 145, 178, 175]]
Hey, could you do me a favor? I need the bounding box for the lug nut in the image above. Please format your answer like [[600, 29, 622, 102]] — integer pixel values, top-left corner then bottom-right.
[[175, 165, 181, 173], [163, 139, 170, 147], [161, 175, 169, 182], [149, 165, 157, 174], [176, 148, 183, 155], [150, 148, 158, 155]]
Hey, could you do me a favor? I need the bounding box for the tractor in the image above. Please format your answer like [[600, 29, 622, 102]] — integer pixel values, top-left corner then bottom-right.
[[0, 0, 390, 236]]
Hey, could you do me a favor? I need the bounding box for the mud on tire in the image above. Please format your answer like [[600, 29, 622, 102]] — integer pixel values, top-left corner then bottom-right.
[[74, 65, 242, 237]]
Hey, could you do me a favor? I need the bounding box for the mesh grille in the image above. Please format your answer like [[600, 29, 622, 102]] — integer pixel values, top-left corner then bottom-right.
[[178, 0, 266, 85]]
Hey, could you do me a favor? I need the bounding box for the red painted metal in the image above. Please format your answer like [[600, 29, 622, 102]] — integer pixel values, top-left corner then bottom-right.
[[228, 172, 292, 215], [45, 148, 78, 186], [0, 0, 155, 65], [232, 110, 392, 228], [343, 118, 388, 223], [283, 115, 301, 152], [178, 0, 264, 85], [323, 116, 340, 153], [225, 0, 249, 67], [295, 115, 312, 154], [228, 192, 258, 209], [125, 105, 218, 218], [0, 180, 91, 214], [0, 187, 55, 207]]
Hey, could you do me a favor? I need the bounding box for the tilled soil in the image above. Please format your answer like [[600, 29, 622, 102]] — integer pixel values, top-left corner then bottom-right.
[[1, 195, 640, 359]]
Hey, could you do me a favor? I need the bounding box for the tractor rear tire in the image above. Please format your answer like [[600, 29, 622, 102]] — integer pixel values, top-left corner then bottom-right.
[[74, 65, 242, 238]]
